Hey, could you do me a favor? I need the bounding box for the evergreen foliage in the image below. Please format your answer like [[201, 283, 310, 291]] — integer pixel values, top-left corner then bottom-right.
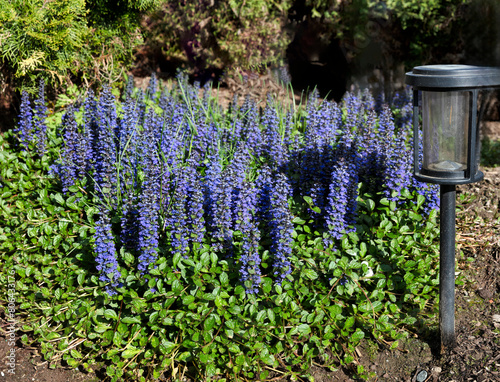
[[0, 0, 158, 94]]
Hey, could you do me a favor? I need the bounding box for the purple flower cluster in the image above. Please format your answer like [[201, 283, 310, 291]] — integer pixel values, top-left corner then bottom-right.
[[94, 86, 118, 202], [15, 91, 34, 151], [55, 106, 87, 192], [234, 184, 261, 293], [262, 97, 288, 169], [168, 166, 190, 256], [94, 209, 121, 295], [203, 153, 234, 252], [292, 88, 439, 248], [185, 161, 206, 247], [324, 151, 357, 244], [35, 75, 438, 295], [268, 172, 294, 283], [15, 81, 47, 154], [137, 109, 161, 273], [240, 96, 263, 158]]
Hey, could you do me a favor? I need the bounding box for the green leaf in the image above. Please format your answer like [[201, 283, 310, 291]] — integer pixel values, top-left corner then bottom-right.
[[200, 252, 210, 267], [149, 311, 159, 324], [311, 205, 321, 213], [259, 348, 275, 365], [262, 277, 272, 293], [182, 295, 195, 305], [160, 341, 177, 353], [351, 329, 365, 342], [303, 195, 313, 205], [76, 273, 85, 286], [53, 193, 65, 205], [267, 309, 275, 324], [291, 323, 311, 336], [121, 316, 142, 324], [292, 216, 306, 225], [104, 309, 118, 320], [220, 272, 229, 285], [234, 285, 245, 295], [366, 198, 375, 211], [151, 336, 160, 348], [235, 354, 246, 365], [256, 310, 266, 323], [45, 332, 61, 340], [302, 268, 318, 280], [43, 224, 53, 235], [204, 315, 216, 331], [343, 316, 355, 330], [52, 235, 62, 248], [122, 348, 142, 358]]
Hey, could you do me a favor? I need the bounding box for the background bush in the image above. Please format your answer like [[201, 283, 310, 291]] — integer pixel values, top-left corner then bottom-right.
[[0, 0, 492, 110], [138, 0, 478, 97], [142, 0, 292, 75]]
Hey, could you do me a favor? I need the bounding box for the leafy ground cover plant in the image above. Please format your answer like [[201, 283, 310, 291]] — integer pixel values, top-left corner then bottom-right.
[[0, 77, 441, 381]]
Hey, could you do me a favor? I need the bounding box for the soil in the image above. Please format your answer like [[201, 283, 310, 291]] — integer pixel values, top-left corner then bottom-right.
[[1, 74, 500, 382]]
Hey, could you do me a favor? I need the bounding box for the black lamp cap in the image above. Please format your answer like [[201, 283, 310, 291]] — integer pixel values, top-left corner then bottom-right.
[[405, 64, 500, 90]]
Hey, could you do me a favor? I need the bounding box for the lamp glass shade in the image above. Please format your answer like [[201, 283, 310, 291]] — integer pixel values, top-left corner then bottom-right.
[[422, 91, 470, 175]]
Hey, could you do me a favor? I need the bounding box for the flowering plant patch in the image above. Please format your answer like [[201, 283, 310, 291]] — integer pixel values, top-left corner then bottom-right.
[[1, 76, 441, 381]]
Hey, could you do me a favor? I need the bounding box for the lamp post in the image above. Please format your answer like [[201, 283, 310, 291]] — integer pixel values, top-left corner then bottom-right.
[[405, 65, 500, 352]]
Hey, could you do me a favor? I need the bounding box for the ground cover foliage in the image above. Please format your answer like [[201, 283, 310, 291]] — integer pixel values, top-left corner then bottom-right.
[[0, 77, 442, 381]]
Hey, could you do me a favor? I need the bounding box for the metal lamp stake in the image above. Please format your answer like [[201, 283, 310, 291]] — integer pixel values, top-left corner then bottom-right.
[[439, 184, 456, 349], [406, 64, 500, 352]]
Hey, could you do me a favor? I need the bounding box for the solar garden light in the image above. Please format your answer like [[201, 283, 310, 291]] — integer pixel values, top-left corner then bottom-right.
[[405, 65, 500, 352]]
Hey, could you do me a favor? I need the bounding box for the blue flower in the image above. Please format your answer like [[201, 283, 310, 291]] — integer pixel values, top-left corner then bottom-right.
[[124, 75, 135, 100], [83, 90, 99, 176], [267, 171, 294, 284], [15, 91, 34, 151], [117, 97, 140, 196], [325, 155, 353, 244], [33, 80, 48, 156], [94, 209, 121, 295], [241, 96, 263, 158], [234, 184, 261, 293], [137, 186, 160, 274], [94, 86, 118, 203], [261, 96, 288, 169], [185, 161, 206, 247], [203, 151, 233, 253], [146, 73, 158, 101], [168, 166, 190, 257], [137, 108, 161, 273], [56, 106, 87, 193]]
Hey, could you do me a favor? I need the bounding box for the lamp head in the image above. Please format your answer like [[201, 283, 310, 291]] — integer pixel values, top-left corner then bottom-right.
[[406, 65, 500, 185]]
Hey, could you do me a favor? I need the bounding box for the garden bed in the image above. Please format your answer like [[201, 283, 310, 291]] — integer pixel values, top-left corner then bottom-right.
[[0, 75, 499, 382]]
